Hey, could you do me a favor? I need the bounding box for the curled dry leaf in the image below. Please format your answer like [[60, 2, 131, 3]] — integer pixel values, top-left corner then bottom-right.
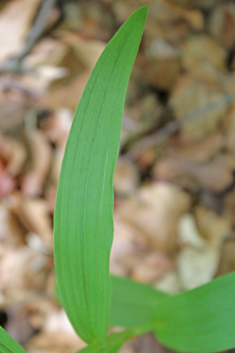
[[155, 270, 183, 295], [167, 133, 223, 163], [40, 70, 91, 110], [209, 3, 235, 49], [131, 251, 174, 284], [181, 34, 227, 77], [0, 247, 48, 295], [167, 0, 217, 10], [178, 213, 207, 249], [141, 38, 181, 90], [0, 135, 26, 176], [154, 156, 233, 193], [177, 214, 220, 290], [41, 109, 72, 146], [8, 194, 53, 247], [0, 0, 42, 64], [22, 131, 51, 197], [113, 158, 139, 196], [39, 34, 105, 110], [118, 182, 191, 254], [170, 75, 228, 142], [0, 158, 15, 197], [216, 237, 235, 276], [225, 104, 235, 155], [224, 190, 235, 226], [0, 202, 26, 247], [56, 31, 105, 71], [0, 90, 26, 136], [111, 216, 142, 276], [195, 205, 231, 248], [26, 332, 86, 353]]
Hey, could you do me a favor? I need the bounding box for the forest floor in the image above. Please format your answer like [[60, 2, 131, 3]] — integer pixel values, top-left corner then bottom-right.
[[0, 0, 235, 352]]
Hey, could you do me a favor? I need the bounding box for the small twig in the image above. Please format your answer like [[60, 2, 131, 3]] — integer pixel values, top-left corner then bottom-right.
[[127, 93, 235, 160]]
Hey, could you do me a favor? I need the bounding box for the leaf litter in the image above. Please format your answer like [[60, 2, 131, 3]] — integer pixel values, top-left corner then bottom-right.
[[0, 0, 235, 352]]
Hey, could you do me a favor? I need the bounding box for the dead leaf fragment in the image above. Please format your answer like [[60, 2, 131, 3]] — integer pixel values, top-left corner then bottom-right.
[[9, 195, 53, 247], [195, 206, 231, 248], [118, 182, 191, 254], [131, 251, 174, 284], [114, 158, 139, 196], [209, 3, 235, 49], [170, 76, 228, 141], [182, 34, 227, 76], [177, 214, 220, 289], [0, 0, 42, 64], [22, 131, 51, 197], [0, 135, 26, 176], [154, 156, 233, 193]]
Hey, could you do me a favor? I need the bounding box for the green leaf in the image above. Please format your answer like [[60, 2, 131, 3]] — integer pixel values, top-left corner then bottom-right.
[[54, 6, 148, 344], [78, 323, 154, 353], [0, 327, 26, 353], [153, 272, 235, 353], [78, 331, 131, 353], [110, 276, 168, 327]]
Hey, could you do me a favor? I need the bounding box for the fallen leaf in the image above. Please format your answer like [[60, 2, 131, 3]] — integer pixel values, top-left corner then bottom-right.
[[0, 0, 42, 64], [22, 131, 51, 197], [177, 214, 220, 290], [113, 158, 139, 196], [195, 206, 231, 248], [170, 75, 228, 142], [118, 182, 191, 254]]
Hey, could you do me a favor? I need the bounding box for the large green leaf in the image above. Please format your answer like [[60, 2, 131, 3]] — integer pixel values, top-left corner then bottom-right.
[[54, 6, 148, 344], [153, 272, 235, 353], [0, 327, 26, 353], [110, 276, 168, 327]]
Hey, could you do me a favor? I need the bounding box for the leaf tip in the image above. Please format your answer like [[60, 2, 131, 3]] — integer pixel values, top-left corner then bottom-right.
[[135, 5, 149, 20]]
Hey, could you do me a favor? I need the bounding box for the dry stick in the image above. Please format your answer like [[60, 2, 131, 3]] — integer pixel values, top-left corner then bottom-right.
[[127, 93, 235, 160], [0, 0, 57, 73]]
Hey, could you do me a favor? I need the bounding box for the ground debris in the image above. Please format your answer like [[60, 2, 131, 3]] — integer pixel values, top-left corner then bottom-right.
[[1, 0, 235, 352]]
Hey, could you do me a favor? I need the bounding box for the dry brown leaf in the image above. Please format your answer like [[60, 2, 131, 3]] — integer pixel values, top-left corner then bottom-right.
[[155, 270, 182, 294], [195, 205, 231, 248], [177, 214, 220, 289], [26, 331, 85, 353], [110, 215, 143, 276], [177, 246, 219, 290], [167, 133, 223, 163], [0, 158, 15, 196], [182, 34, 227, 76], [41, 109, 71, 146], [0, 90, 26, 136], [167, 0, 218, 10], [209, 3, 235, 49], [55, 31, 105, 71], [113, 158, 139, 196], [131, 251, 174, 284], [170, 75, 228, 142], [154, 156, 233, 193], [0, 247, 48, 294], [39, 70, 91, 110], [140, 39, 182, 89], [118, 182, 191, 254], [0, 0, 42, 64], [224, 104, 235, 155], [216, 237, 235, 276], [0, 135, 26, 176], [224, 190, 235, 226], [22, 131, 51, 197], [9, 195, 53, 247]]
